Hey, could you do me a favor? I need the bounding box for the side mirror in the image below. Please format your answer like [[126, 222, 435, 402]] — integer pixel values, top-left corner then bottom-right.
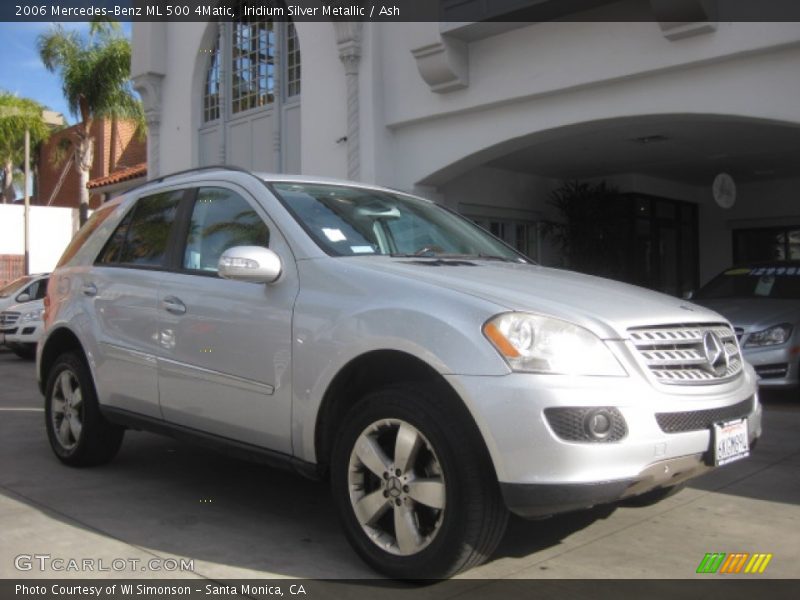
[[16, 293, 31, 303], [682, 290, 694, 300], [218, 246, 282, 284]]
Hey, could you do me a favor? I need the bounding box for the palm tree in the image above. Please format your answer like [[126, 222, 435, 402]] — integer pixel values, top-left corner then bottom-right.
[[38, 21, 144, 223], [0, 92, 51, 204]]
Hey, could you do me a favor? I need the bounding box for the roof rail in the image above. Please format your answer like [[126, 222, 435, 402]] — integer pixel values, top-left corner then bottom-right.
[[118, 165, 255, 198], [148, 164, 253, 185]]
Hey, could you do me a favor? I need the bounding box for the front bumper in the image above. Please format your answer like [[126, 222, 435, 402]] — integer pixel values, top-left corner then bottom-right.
[[444, 363, 761, 517], [741, 344, 799, 388], [500, 452, 717, 517], [4, 322, 43, 346]]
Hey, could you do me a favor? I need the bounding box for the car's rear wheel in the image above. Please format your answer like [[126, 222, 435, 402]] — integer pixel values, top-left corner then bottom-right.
[[44, 352, 124, 466], [331, 384, 508, 579]]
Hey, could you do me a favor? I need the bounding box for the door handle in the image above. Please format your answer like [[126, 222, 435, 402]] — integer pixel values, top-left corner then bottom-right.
[[162, 296, 187, 315], [82, 283, 97, 297]]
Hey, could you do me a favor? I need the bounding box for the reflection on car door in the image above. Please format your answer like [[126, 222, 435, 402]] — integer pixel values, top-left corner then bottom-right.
[[90, 190, 185, 418], [156, 185, 298, 453]]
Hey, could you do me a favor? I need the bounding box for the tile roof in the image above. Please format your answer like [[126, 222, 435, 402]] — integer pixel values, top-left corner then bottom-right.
[[87, 162, 147, 189]]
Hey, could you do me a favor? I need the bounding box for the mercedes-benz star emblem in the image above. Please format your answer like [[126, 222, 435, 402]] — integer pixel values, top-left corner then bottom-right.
[[702, 331, 729, 377], [386, 477, 403, 498]]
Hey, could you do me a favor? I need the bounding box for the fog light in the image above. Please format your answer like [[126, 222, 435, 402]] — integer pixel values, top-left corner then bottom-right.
[[544, 407, 627, 443], [584, 409, 613, 440]]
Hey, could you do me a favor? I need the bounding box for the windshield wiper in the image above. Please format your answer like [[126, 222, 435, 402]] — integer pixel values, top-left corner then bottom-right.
[[472, 254, 523, 263], [389, 252, 524, 263]]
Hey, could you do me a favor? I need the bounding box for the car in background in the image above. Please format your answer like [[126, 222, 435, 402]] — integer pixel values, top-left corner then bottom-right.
[[1, 299, 45, 360], [693, 262, 800, 390], [0, 274, 49, 349]]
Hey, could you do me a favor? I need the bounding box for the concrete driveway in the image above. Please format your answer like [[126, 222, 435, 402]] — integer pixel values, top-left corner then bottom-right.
[[0, 347, 798, 580]]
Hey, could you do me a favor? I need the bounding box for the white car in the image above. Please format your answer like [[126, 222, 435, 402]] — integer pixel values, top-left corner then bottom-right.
[[0, 274, 49, 349], [1, 299, 45, 360]]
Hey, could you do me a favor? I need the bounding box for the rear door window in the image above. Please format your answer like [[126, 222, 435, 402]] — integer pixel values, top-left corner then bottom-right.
[[95, 191, 183, 269], [120, 191, 183, 267]]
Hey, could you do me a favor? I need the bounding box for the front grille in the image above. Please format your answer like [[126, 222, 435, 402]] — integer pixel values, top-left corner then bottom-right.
[[628, 323, 743, 385], [0, 327, 18, 335], [655, 397, 754, 433], [544, 407, 627, 442], [754, 363, 789, 379], [0, 311, 20, 327]]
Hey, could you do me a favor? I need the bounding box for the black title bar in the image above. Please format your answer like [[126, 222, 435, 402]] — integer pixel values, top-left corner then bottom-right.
[[5, 0, 800, 22]]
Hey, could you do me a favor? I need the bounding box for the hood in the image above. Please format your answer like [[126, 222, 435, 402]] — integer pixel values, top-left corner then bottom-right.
[[694, 297, 800, 332], [343, 257, 727, 339], [2, 299, 44, 315]]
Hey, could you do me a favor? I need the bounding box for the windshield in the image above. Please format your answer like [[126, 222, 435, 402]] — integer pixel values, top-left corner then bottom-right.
[[695, 266, 800, 300], [0, 276, 33, 298], [271, 182, 528, 261]]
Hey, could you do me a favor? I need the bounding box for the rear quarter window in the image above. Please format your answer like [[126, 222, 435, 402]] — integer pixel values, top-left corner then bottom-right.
[[56, 204, 119, 268]]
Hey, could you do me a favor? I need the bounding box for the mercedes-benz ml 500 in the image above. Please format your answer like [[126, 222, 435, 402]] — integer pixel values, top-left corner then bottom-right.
[[38, 167, 761, 578]]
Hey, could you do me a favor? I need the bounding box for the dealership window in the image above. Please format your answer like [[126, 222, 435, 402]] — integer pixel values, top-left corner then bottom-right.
[[733, 227, 800, 263], [625, 194, 698, 297], [471, 218, 539, 261]]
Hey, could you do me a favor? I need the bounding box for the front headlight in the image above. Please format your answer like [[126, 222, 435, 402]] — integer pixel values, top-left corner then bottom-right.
[[744, 323, 793, 347], [20, 308, 44, 323], [483, 313, 627, 376]]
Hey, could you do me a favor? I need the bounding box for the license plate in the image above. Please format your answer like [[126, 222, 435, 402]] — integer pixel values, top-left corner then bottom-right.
[[713, 419, 749, 466]]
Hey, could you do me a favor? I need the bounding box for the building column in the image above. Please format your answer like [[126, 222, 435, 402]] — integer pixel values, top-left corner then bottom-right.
[[334, 23, 362, 181], [133, 73, 164, 179]]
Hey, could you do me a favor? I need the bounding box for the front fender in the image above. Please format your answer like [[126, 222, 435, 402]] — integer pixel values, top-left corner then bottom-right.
[[289, 260, 510, 463]]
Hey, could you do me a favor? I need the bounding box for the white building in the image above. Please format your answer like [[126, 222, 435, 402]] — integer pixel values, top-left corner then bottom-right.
[[132, 2, 800, 295]]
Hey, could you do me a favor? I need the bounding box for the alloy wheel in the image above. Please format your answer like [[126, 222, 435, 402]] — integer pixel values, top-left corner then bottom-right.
[[348, 418, 446, 556], [50, 370, 84, 450]]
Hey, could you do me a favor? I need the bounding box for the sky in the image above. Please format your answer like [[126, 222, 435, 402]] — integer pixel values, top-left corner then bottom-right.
[[0, 21, 133, 126]]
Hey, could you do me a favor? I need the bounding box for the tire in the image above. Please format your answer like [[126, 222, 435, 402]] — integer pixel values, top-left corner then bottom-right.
[[11, 343, 36, 360], [331, 383, 508, 579], [621, 483, 687, 507], [44, 352, 124, 466]]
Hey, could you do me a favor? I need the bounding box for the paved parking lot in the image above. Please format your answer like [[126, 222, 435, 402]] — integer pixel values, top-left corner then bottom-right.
[[0, 347, 798, 580]]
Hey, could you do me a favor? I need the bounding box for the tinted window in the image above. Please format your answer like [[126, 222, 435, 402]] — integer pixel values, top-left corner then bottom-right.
[[96, 209, 135, 265], [182, 188, 269, 272], [119, 191, 182, 267]]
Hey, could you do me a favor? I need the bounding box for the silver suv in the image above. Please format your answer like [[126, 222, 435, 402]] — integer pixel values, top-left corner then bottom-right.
[[38, 167, 761, 578]]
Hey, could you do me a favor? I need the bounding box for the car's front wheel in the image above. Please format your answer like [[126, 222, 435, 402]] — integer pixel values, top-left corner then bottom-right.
[[331, 384, 508, 579], [44, 352, 124, 466]]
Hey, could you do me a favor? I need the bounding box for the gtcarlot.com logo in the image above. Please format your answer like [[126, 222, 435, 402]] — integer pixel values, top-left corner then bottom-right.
[[14, 554, 194, 573], [696, 552, 773, 574]]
